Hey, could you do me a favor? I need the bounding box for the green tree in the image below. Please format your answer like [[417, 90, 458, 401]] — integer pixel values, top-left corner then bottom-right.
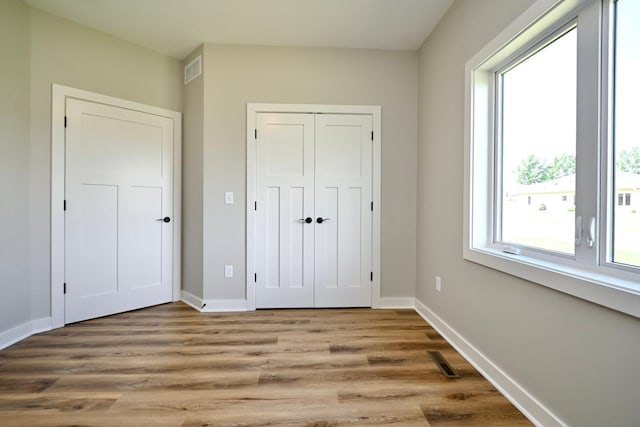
[[516, 154, 551, 185], [617, 147, 640, 174], [548, 152, 576, 179]]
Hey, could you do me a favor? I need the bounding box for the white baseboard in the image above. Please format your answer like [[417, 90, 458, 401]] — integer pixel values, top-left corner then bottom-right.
[[0, 317, 53, 350], [200, 299, 248, 312], [0, 321, 32, 350], [181, 291, 249, 312], [413, 298, 565, 427], [31, 317, 52, 334], [379, 297, 415, 308], [182, 292, 415, 312], [180, 290, 206, 310], [183, 293, 414, 311]]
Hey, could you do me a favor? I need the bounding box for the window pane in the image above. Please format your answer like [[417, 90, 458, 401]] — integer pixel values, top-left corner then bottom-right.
[[499, 28, 577, 254], [613, 0, 640, 267]]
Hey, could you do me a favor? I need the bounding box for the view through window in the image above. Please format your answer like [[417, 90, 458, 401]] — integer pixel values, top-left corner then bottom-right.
[[499, 28, 577, 255], [612, 0, 640, 267]]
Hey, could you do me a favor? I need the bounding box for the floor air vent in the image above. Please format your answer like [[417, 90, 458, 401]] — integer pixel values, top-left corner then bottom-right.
[[428, 351, 460, 379]]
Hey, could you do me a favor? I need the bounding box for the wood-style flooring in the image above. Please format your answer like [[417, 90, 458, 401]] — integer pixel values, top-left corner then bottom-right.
[[0, 302, 533, 426]]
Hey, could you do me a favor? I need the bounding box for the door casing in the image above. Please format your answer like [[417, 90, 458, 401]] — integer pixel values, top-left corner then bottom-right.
[[246, 103, 381, 310], [51, 84, 182, 328]]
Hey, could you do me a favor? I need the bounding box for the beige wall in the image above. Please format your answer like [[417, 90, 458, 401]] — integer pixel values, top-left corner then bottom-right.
[[28, 9, 183, 319], [0, 0, 31, 332], [194, 44, 418, 302], [417, 0, 640, 425], [182, 46, 205, 298]]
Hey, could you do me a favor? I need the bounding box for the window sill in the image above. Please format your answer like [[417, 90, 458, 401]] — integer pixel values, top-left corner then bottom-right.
[[463, 246, 640, 319]]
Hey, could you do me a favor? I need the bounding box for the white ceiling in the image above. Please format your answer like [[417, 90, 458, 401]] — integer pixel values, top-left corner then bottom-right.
[[24, 0, 454, 59]]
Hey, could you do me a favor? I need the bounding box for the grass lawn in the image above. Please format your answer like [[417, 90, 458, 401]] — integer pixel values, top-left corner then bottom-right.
[[502, 200, 640, 266]]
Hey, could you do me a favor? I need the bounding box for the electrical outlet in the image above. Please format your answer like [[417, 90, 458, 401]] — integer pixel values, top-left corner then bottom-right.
[[224, 265, 233, 278], [435, 276, 442, 292]]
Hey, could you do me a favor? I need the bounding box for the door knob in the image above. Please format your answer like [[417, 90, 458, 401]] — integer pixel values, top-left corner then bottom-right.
[[316, 217, 331, 224], [299, 217, 313, 224], [157, 217, 171, 223]]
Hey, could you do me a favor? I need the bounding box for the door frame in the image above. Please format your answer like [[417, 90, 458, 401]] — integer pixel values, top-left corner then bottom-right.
[[51, 84, 182, 328], [246, 103, 381, 310]]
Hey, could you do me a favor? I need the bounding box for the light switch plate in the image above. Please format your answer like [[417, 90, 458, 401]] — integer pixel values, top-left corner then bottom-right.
[[225, 192, 234, 205], [224, 265, 233, 278]]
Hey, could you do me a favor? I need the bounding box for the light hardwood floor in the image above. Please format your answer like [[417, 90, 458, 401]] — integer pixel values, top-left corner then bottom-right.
[[0, 303, 532, 426]]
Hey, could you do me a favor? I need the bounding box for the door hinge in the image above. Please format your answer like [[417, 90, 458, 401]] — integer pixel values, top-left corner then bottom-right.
[[370, 272, 373, 282], [371, 201, 373, 211], [254, 273, 257, 283], [254, 201, 257, 211], [64, 116, 67, 128], [371, 130, 374, 141], [63, 283, 67, 294], [255, 129, 257, 139], [63, 200, 67, 211]]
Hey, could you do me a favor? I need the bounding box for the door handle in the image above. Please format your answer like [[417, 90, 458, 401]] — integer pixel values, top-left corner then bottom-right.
[[316, 217, 331, 224], [299, 217, 313, 224], [156, 217, 171, 223], [587, 217, 596, 248], [575, 216, 583, 245]]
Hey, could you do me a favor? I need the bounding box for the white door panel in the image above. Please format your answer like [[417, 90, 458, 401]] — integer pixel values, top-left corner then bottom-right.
[[75, 183, 119, 298], [65, 98, 173, 323], [315, 114, 372, 307], [120, 186, 163, 290], [256, 113, 315, 308]]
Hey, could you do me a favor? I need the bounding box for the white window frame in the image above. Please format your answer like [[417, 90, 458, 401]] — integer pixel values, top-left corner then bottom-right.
[[463, 0, 640, 319]]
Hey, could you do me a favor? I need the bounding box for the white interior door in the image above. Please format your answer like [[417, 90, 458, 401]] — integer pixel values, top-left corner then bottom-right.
[[314, 114, 373, 307], [64, 98, 174, 323], [255, 112, 372, 308], [255, 113, 315, 308]]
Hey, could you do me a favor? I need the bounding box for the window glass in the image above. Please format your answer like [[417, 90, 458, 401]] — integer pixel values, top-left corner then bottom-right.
[[612, 0, 640, 267], [499, 28, 577, 254]]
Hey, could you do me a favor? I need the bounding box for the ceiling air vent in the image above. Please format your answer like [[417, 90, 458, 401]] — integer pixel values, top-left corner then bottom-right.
[[184, 55, 202, 85]]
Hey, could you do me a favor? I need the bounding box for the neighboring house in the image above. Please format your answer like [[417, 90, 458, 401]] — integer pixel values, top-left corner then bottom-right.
[[614, 171, 640, 209], [508, 174, 576, 211], [508, 171, 640, 211]]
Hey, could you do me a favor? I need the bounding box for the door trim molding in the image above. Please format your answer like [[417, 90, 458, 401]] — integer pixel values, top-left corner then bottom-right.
[[51, 84, 182, 328], [246, 103, 381, 310]]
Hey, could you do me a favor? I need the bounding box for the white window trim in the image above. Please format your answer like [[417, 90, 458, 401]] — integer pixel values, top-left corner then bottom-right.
[[463, 0, 640, 319]]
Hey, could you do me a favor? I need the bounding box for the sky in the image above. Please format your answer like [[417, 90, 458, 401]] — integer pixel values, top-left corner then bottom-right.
[[500, 0, 639, 189], [501, 27, 577, 187], [614, 0, 640, 154]]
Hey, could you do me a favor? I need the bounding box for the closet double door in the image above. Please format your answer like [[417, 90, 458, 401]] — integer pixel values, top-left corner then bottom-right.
[[255, 112, 373, 308]]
